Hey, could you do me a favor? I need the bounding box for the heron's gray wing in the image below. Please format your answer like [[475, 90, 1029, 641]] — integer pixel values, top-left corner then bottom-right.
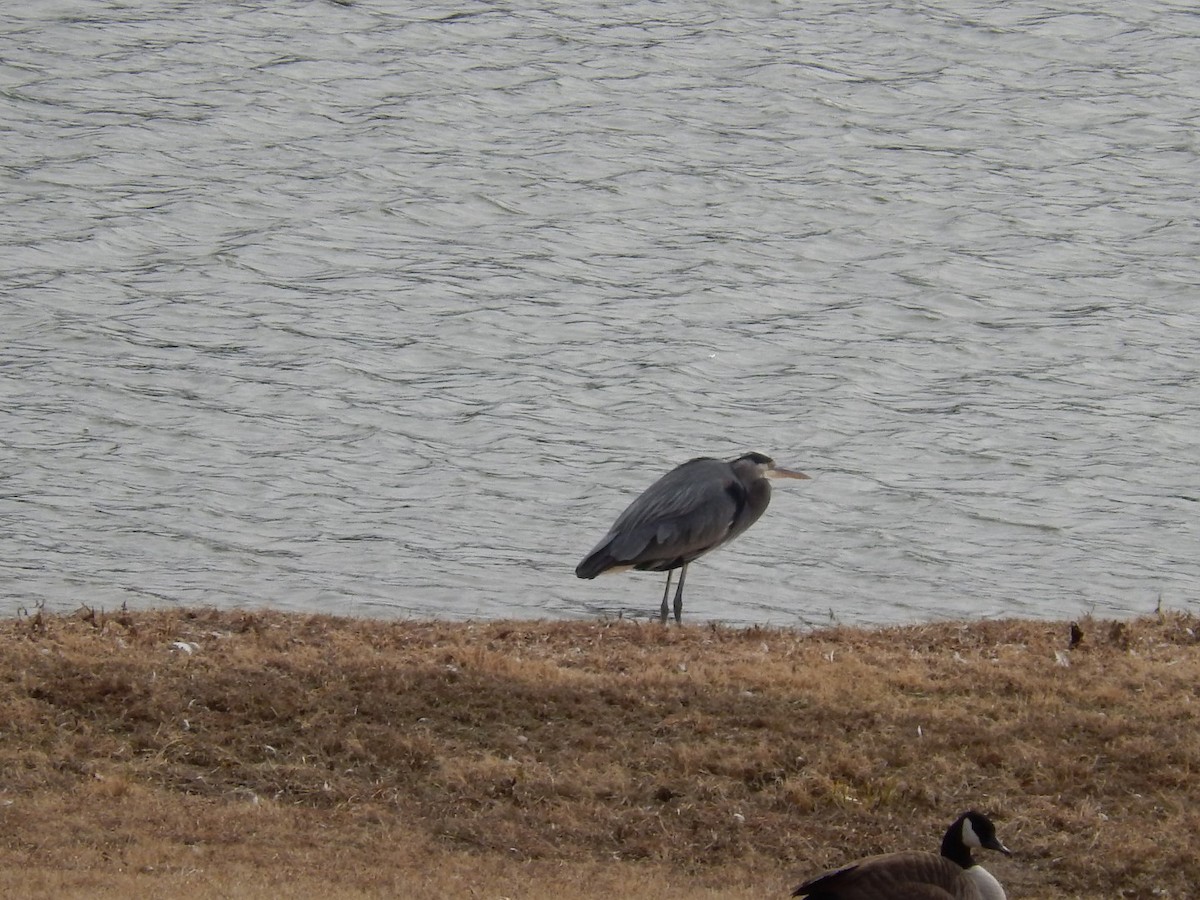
[[793, 853, 972, 899], [601, 458, 742, 565]]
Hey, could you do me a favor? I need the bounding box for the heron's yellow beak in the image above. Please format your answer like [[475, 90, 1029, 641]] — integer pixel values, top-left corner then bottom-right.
[[768, 466, 809, 480]]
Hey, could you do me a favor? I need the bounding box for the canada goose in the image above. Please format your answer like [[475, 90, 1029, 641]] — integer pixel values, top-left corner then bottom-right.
[[792, 810, 1012, 900]]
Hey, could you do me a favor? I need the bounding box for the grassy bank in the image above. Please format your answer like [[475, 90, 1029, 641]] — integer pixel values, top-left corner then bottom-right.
[[0, 606, 1196, 898]]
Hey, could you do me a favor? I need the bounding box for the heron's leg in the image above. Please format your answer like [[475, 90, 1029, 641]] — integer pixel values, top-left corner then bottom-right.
[[659, 570, 674, 625], [672, 563, 688, 625]]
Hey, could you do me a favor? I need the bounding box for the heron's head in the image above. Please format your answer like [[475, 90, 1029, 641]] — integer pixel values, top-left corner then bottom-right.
[[735, 452, 809, 480]]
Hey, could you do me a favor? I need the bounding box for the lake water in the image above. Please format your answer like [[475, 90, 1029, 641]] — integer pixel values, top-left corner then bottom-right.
[[3, 0, 1198, 627]]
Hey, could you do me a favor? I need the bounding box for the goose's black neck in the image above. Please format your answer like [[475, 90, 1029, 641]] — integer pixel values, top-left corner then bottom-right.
[[940, 822, 974, 870]]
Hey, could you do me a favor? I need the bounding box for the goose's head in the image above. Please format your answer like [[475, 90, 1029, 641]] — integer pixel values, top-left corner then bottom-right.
[[958, 811, 1012, 858]]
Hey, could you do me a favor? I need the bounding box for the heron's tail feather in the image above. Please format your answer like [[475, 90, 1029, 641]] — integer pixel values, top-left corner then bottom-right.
[[575, 547, 615, 579]]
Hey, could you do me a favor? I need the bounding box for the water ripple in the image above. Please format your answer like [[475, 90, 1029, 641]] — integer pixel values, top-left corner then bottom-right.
[[2, 0, 1198, 626]]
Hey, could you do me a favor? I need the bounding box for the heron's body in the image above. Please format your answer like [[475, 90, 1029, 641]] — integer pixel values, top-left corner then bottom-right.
[[575, 452, 807, 623], [793, 811, 1011, 900]]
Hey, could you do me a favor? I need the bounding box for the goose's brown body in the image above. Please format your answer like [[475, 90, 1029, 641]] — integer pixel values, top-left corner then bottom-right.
[[795, 851, 994, 899], [792, 812, 1011, 900]]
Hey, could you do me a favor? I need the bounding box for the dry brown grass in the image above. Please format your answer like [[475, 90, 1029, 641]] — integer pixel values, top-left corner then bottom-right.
[[0, 607, 1197, 898]]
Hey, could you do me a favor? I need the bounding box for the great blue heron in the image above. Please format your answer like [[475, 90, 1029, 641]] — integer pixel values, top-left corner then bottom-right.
[[575, 451, 808, 624]]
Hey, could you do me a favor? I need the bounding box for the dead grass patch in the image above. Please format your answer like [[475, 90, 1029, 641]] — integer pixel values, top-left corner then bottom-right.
[[0, 607, 1197, 897]]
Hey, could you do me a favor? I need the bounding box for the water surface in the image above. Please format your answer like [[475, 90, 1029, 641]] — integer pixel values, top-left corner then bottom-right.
[[3, 1, 1198, 626]]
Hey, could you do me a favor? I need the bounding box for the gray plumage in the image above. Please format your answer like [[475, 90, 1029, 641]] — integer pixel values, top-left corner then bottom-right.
[[575, 452, 807, 624], [792, 811, 1012, 900]]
